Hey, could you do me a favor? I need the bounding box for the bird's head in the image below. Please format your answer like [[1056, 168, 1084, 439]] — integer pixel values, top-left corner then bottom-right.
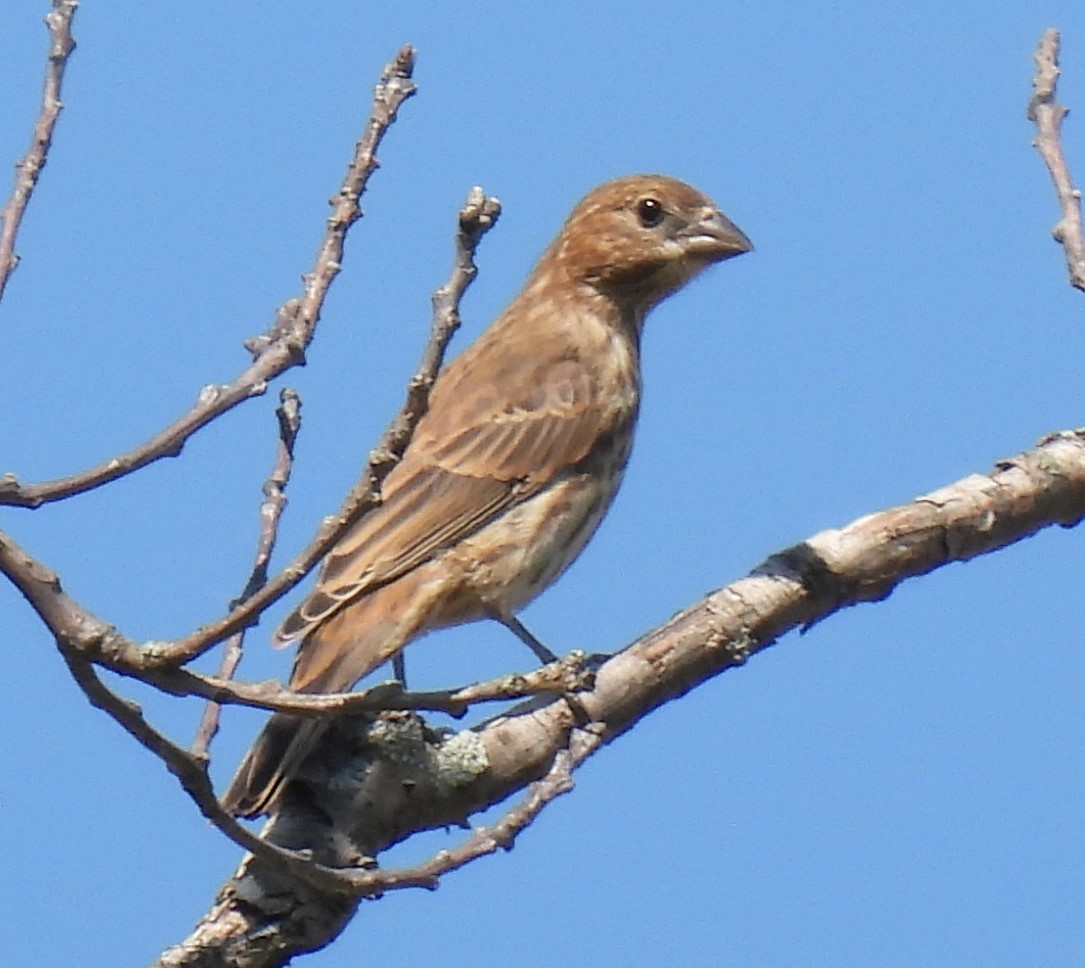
[[541, 174, 752, 314]]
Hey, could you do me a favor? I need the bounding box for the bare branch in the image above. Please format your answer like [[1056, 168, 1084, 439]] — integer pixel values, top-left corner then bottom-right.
[[148, 186, 502, 667], [192, 388, 303, 759], [5, 423, 1084, 692], [0, 525, 114, 650], [0, 45, 417, 509], [157, 428, 1085, 964], [0, 186, 504, 676], [0, 0, 77, 303], [341, 738, 596, 898], [58, 647, 366, 896], [1028, 28, 1085, 292], [147, 650, 595, 717]]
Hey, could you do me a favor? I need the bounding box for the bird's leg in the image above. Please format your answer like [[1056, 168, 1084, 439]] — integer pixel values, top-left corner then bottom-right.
[[492, 612, 559, 666], [392, 652, 407, 686]]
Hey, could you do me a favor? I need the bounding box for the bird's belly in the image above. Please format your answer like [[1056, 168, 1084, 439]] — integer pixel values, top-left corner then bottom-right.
[[444, 468, 624, 616]]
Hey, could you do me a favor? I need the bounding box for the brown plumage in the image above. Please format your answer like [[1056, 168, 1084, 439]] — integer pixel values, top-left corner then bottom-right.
[[222, 174, 751, 817]]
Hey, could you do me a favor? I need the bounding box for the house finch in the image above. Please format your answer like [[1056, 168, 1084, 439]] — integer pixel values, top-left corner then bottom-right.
[[223, 174, 751, 817]]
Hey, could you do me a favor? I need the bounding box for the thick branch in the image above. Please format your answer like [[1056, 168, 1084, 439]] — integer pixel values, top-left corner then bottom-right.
[[0, 1, 77, 303], [1029, 29, 1085, 292], [163, 428, 1085, 964]]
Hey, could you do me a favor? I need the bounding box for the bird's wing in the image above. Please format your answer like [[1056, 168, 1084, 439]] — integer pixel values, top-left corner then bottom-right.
[[275, 333, 622, 645]]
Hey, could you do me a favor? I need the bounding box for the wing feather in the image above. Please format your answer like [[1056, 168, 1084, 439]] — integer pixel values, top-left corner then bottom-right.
[[275, 328, 626, 645]]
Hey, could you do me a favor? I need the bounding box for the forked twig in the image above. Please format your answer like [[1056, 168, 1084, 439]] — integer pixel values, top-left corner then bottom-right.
[[59, 648, 365, 895], [0, 45, 417, 508], [346, 741, 593, 898], [146, 186, 501, 668], [0, 186, 502, 681]]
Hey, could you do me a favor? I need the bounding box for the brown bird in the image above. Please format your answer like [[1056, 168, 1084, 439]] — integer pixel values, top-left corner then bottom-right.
[[222, 174, 751, 817]]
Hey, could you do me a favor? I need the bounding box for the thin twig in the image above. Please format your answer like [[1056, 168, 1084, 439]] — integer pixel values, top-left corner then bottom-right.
[[0, 45, 417, 509], [242, 426, 1085, 897], [147, 650, 594, 717], [1028, 28, 1085, 293], [64, 635, 587, 899], [192, 389, 302, 758], [0, 1, 78, 303], [9, 424, 1085, 901], [347, 741, 594, 898], [146, 186, 502, 668], [58, 647, 365, 895], [0, 186, 503, 678]]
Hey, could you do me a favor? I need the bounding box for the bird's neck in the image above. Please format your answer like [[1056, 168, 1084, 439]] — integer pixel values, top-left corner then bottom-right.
[[517, 261, 646, 352]]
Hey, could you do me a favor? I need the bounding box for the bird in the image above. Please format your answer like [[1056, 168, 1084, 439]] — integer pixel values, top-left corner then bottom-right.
[[222, 174, 752, 818]]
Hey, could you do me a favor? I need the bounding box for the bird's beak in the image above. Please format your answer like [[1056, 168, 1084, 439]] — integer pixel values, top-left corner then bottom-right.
[[681, 207, 753, 261]]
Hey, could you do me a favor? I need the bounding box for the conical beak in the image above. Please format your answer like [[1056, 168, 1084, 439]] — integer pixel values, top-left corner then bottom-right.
[[681, 206, 753, 261]]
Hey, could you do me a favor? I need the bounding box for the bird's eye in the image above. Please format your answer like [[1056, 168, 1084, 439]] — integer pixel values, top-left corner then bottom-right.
[[636, 197, 665, 228]]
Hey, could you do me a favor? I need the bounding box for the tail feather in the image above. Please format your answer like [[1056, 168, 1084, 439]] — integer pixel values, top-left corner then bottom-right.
[[221, 713, 325, 818], [221, 571, 434, 818]]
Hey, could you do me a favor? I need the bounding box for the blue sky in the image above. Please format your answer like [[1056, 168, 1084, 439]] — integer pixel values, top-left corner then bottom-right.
[[2, 3, 1085, 965]]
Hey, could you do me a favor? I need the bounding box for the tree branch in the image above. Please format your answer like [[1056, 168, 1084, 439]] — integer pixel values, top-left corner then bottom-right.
[[57, 647, 363, 896], [149, 186, 501, 667], [1028, 28, 1085, 293], [160, 428, 1085, 964], [148, 649, 595, 718], [192, 388, 303, 759], [0, 185, 502, 679], [0, 45, 417, 509], [0, 0, 77, 303]]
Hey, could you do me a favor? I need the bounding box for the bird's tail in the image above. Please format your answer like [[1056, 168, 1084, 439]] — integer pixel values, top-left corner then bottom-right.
[[220, 572, 429, 818], [220, 712, 325, 819]]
